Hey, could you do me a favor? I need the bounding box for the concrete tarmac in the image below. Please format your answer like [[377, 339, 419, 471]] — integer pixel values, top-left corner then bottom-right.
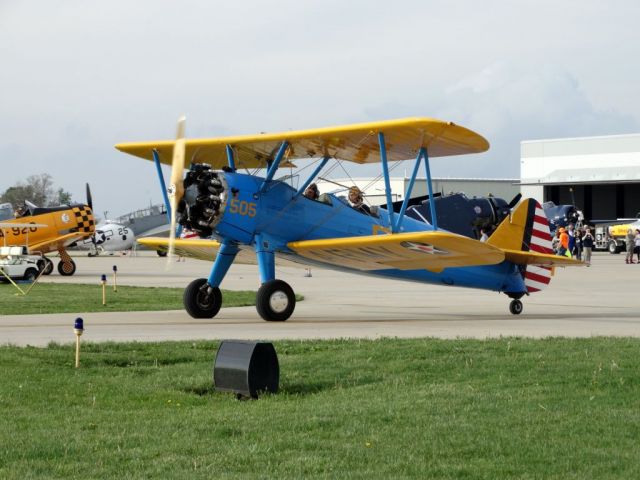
[[1, 251, 638, 345]]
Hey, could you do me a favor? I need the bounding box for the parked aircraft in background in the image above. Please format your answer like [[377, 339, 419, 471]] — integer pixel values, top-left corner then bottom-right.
[[0, 185, 95, 275], [71, 221, 135, 256]]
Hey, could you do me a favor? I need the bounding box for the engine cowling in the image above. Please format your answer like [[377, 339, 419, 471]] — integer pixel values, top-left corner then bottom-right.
[[177, 164, 228, 238]]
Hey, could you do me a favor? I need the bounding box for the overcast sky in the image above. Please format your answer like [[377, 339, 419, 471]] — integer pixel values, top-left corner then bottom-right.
[[1, 1, 639, 216]]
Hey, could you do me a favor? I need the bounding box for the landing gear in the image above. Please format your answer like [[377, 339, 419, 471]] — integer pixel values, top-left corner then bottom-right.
[[509, 299, 523, 315], [256, 279, 296, 321], [38, 257, 54, 275], [184, 278, 222, 318], [57, 259, 76, 276]]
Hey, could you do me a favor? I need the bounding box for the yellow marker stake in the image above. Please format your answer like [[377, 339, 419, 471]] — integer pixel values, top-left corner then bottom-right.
[[74, 318, 84, 368], [101, 274, 107, 306], [112, 265, 118, 292]]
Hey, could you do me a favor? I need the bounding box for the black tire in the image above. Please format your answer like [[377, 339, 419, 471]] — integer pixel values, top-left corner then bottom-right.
[[157, 250, 168, 257], [184, 278, 222, 318], [57, 260, 76, 276], [23, 268, 38, 282], [42, 258, 54, 275], [608, 241, 621, 254], [509, 299, 523, 315], [256, 279, 296, 322]]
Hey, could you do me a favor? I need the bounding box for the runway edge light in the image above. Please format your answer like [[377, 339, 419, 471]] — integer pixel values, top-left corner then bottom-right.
[[100, 274, 107, 305], [74, 317, 84, 368], [213, 341, 279, 400]]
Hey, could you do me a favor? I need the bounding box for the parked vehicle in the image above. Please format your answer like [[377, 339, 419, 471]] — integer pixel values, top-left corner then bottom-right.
[[0, 246, 42, 282]]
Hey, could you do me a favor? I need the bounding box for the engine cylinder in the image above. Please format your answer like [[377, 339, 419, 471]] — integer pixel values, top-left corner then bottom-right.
[[177, 164, 228, 237]]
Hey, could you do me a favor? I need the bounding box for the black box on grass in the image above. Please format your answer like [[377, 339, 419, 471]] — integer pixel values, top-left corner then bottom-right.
[[213, 341, 279, 399]]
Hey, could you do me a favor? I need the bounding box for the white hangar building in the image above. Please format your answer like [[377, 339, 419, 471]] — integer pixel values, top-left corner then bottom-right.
[[521, 134, 640, 221]]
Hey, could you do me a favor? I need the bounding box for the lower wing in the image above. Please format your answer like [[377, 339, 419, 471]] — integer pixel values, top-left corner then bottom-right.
[[288, 231, 505, 273]]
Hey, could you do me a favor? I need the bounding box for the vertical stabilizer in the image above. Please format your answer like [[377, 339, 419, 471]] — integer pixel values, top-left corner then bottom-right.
[[488, 199, 554, 293]]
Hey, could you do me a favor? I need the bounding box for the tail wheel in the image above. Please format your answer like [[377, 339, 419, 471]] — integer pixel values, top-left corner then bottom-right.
[[184, 278, 222, 318], [57, 260, 76, 276], [509, 299, 523, 315], [256, 279, 296, 322]]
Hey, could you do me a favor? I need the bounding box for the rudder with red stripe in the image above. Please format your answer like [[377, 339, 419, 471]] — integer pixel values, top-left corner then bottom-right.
[[487, 198, 554, 293]]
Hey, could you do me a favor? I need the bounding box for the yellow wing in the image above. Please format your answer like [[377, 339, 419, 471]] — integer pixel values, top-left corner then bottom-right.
[[138, 237, 222, 261], [115, 117, 489, 169], [288, 231, 504, 273], [29, 232, 92, 253]]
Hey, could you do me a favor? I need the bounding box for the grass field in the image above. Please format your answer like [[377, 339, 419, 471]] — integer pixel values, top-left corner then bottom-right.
[[0, 283, 257, 315], [0, 338, 638, 479]]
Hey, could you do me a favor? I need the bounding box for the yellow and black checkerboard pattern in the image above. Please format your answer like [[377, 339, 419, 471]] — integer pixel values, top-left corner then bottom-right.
[[72, 206, 95, 233]]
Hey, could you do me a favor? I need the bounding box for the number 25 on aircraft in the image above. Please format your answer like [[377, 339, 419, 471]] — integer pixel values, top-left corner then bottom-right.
[[229, 199, 256, 217]]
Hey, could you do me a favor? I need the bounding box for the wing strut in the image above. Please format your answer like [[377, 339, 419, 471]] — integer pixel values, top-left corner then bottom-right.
[[225, 144, 236, 171], [395, 148, 424, 231], [295, 156, 330, 197], [423, 147, 438, 230], [152, 149, 172, 222], [259, 141, 289, 194], [377, 133, 396, 232]]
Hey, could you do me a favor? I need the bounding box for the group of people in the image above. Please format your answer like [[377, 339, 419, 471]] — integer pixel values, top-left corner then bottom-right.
[[552, 224, 595, 266], [625, 228, 640, 264]]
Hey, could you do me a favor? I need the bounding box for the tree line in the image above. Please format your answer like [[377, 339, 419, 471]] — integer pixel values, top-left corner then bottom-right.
[[0, 174, 74, 208]]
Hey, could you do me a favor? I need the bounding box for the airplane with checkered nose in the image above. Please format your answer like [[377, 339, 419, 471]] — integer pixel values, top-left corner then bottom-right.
[[0, 184, 95, 276], [117, 117, 585, 319]]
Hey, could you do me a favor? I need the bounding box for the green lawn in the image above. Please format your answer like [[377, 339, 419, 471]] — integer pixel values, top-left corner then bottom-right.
[[0, 338, 638, 479], [0, 283, 257, 315]]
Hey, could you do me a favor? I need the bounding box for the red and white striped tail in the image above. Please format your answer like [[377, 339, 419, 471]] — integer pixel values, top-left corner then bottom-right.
[[524, 202, 553, 293]]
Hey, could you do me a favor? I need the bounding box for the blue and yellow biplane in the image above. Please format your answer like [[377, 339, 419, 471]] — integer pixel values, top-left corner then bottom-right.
[[116, 117, 582, 321]]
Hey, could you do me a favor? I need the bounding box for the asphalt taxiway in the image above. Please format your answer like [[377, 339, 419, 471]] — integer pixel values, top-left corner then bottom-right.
[[1, 251, 638, 345]]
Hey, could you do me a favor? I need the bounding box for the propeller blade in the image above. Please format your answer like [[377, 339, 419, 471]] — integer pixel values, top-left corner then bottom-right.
[[507, 193, 522, 209], [167, 115, 187, 263], [86, 183, 93, 211]]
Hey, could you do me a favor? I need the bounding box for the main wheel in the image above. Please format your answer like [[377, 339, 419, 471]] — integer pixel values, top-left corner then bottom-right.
[[57, 260, 76, 276], [256, 279, 296, 322], [184, 278, 222, 318], [509, 299, 523, 315], [157, 250, 168, 257], [23, 268, 38, 282]]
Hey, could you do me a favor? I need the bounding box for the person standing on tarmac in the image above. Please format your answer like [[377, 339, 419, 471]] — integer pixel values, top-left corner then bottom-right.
[[581, 227, 594, 266], [625, 229, 635, 264], [557, 227, 569, 257], [635, 229, 640, 264]]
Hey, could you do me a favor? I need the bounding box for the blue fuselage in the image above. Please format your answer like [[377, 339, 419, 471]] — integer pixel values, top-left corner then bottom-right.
[[212, 172, 526, 294]]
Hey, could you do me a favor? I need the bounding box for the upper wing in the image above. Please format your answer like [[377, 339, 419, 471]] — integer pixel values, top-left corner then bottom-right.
[[115, 117, 489, 170], [138, 237, 222, 261], [288, 231, 504, 273]]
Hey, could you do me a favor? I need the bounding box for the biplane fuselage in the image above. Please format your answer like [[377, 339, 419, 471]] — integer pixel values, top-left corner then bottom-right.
[[207, 172, 526, 294]]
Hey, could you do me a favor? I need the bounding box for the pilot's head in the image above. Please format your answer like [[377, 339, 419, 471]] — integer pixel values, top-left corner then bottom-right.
[[304, 183, 319, 199], [348, 187, 363, 205]]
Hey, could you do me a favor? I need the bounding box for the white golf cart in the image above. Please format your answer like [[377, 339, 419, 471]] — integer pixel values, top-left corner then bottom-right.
[[0, 246, 42, 282]]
